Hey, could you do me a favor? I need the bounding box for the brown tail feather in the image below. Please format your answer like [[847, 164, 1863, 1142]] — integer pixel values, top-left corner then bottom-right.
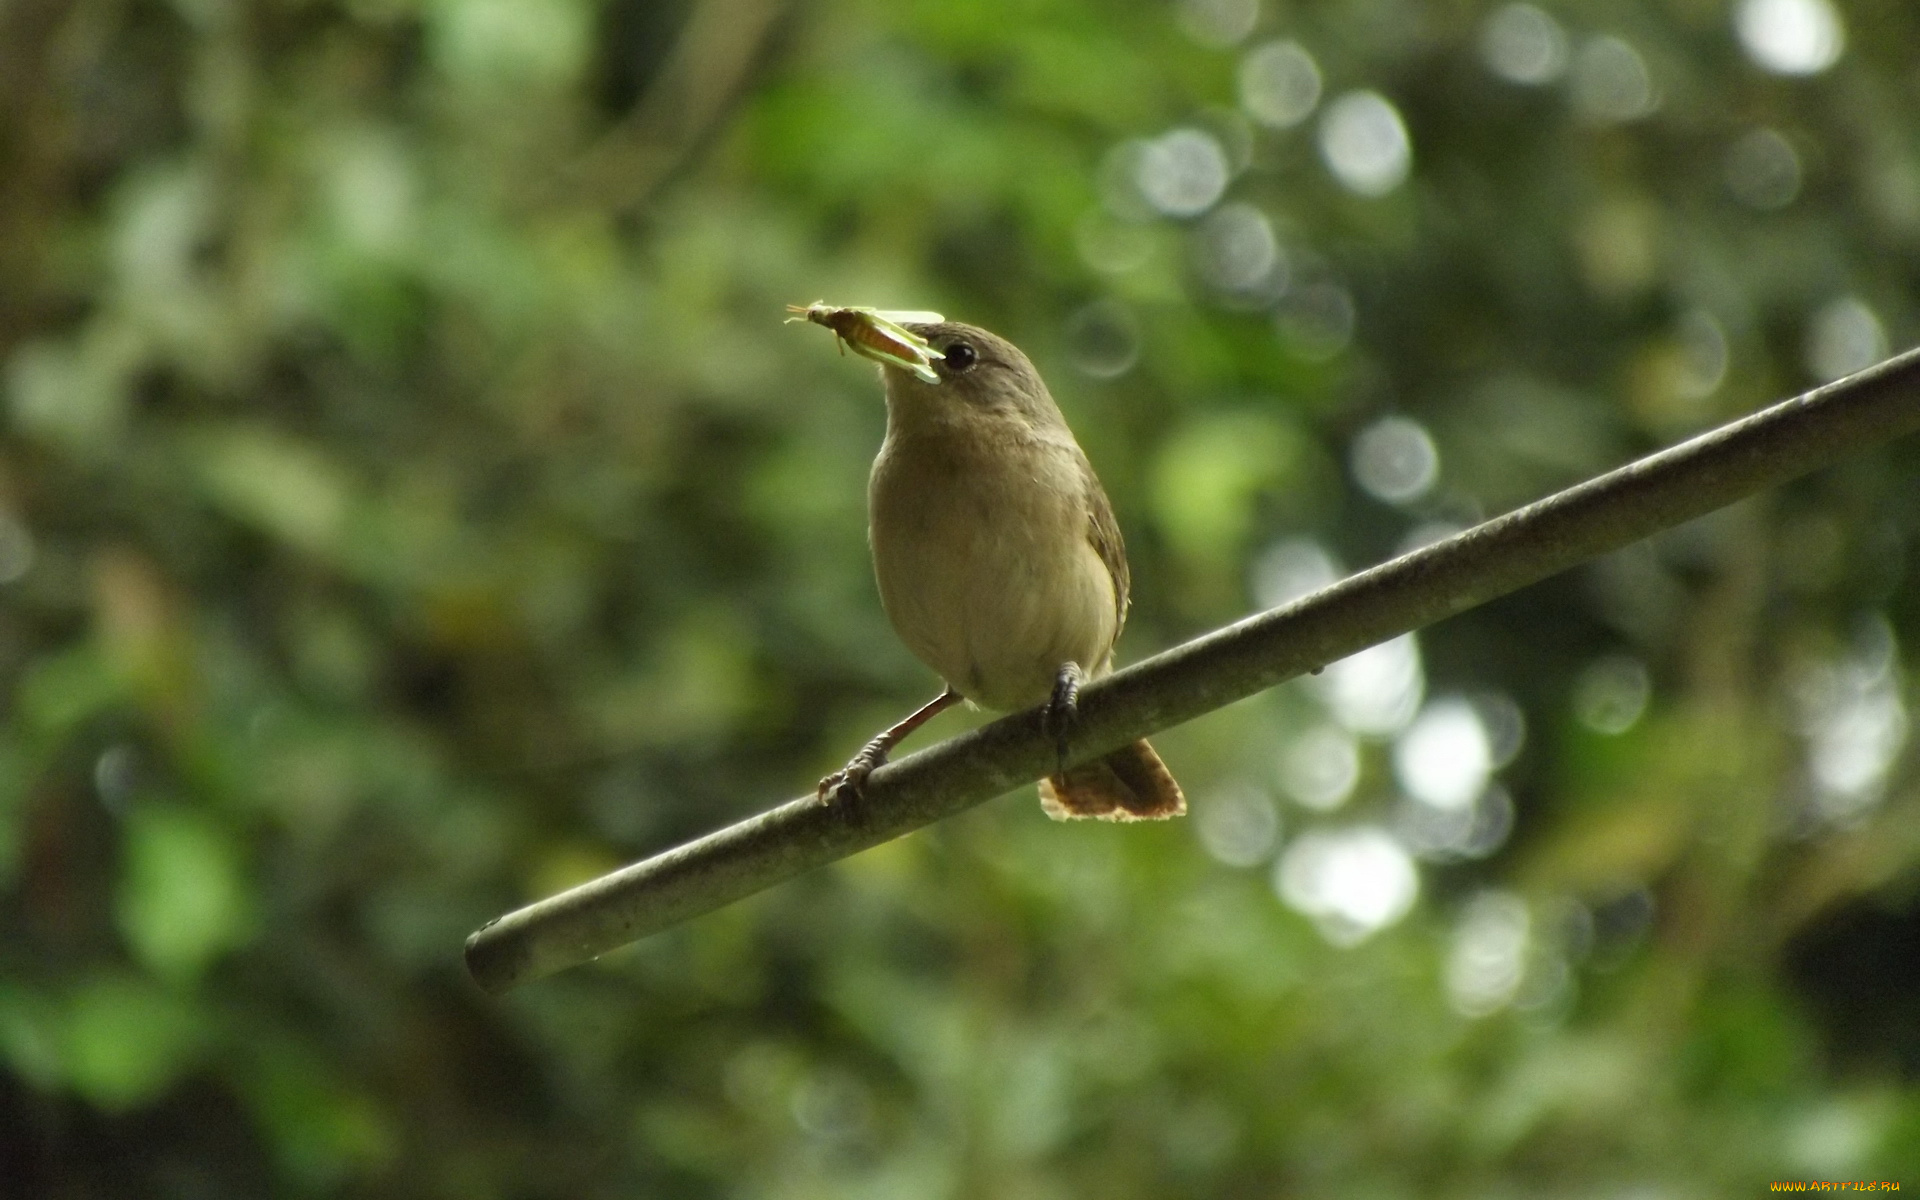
[[1038, 739, 1186, 822]]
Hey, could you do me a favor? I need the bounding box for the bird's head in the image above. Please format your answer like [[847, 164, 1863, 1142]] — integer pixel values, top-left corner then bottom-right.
[[881, 321, 1063, 431]]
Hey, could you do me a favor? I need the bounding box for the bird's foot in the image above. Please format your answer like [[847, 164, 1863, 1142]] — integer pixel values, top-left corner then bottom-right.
[[1044, 662, 1084, 775], [817, 736, 891, 805], [816, 689, 962, 806]]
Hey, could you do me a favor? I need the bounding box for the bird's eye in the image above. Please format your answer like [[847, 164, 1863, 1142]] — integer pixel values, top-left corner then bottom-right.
[[942, 341, 978, 372]]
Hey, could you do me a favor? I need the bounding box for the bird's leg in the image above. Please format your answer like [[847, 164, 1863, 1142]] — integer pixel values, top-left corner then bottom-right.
[[1044, 662, 1085, 775], [817, 688, 962, 804]]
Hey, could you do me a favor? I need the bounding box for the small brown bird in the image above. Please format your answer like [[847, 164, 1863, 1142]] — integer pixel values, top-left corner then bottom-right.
[[809, 312, 1185, 821]]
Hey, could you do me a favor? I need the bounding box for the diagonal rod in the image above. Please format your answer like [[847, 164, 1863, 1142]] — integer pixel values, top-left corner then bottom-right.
[[466, 347, 1920, 993]]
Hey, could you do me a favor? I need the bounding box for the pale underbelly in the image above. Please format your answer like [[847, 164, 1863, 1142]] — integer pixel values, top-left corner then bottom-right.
[[872, 479, 1117, 712]]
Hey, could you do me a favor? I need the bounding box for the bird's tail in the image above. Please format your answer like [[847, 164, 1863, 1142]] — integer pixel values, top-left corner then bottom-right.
[[1038, 738, 1186, 821]]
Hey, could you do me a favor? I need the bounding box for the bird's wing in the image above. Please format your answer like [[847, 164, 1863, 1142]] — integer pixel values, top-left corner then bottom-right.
[[1082, 456, 1131, 645]]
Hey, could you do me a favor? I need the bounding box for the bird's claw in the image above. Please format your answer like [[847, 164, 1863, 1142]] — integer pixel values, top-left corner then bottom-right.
[[815, 766, 868, 805], [817, 739, 888, 805], [1044, 663, 1083, 775]]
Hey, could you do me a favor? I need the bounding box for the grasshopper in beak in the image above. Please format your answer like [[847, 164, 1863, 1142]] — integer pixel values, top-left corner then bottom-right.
[[787, 303, 947, 384]]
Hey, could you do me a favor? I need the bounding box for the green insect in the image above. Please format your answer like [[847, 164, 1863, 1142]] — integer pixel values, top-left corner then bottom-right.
[[787, 302, 947, 384]]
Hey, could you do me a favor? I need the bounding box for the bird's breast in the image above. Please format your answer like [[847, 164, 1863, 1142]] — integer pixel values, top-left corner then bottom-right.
[[868, 430, 1118, 711]]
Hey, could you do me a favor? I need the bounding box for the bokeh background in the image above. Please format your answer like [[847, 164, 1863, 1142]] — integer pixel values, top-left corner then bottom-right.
[[4, 0, 1919, 1193]]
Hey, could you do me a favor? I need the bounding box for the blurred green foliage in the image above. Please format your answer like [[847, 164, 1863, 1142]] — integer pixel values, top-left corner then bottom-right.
[[3, 0, 1920, 1194]]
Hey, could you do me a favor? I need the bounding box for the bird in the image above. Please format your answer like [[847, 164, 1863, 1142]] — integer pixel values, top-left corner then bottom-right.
[[804, 311, 1185, 821]]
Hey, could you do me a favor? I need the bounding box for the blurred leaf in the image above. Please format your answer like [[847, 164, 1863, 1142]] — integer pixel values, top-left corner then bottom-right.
[[116, 802, 257, 984], [427, 0, 594, 89], [61, 973, 204, 1112], [3, 323, 142, 453], [16, 645, 129, 744], [240, 1040, 397, 1188], [0, 984, 65, 1091], [190, 427, 357, 560]]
